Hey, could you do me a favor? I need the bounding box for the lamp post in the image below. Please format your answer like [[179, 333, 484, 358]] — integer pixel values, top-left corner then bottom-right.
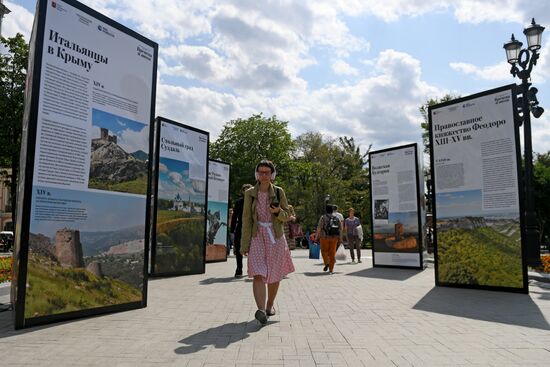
[[503, 18, 545, 267]]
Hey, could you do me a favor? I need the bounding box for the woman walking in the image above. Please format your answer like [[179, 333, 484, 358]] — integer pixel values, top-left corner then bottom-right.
[[344, 208, 362, 263], [315, 204, 343, 274], [241, 160, 295, 325]]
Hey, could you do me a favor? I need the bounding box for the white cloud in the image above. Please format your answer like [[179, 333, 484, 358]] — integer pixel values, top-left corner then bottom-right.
[[168, 171, 183, 186], [118, 126, 149, 154], [157, 49, 443, 150], [332, 60, 360, 76], [159, 163, 168, 173], [449, 61, 512, 81], [2, 1, 34, 40]]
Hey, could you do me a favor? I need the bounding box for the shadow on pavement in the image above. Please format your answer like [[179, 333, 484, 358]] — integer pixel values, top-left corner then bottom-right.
[[175, 320, 267, 354], [413, 287, 550, 330], [199, 277, 242, 285], [346, 267, 421, 281], [302, 271, 330, 277]]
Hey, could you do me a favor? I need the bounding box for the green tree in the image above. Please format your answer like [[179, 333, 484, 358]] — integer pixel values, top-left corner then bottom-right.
[[534, 151, 550, 245], [0, 33, 29, 227], [285, 133, 371, 237], [209, 114, 294, 202]]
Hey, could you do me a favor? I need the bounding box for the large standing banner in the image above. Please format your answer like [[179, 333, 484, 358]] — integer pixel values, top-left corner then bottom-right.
[[150, 117, 209, 276], [429, 85, 527, 293], [206, 160, 230, 263], [12, 0, 158, 328], [369, 143, 426, 269]]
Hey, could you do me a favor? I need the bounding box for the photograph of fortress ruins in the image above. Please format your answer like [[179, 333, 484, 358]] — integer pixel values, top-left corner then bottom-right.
[[89, 108, 149, 195], [373, 211, 419, 253], [24, 226, 144, 318]]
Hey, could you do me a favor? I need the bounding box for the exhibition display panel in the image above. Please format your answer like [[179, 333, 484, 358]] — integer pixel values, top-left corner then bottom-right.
[[369, 143, 427, 269], [12, 0, 158, 328], [150, 117, 209, 277], [429, 84, 527, 293], [205, 160, 231, 263]]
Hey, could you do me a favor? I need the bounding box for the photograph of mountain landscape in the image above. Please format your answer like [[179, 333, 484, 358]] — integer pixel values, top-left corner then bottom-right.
[[89, 108, 149, 195], [154, 157, 206, 274], [373, 211, 419, 253], [25, 187, 145, 319], [436, 189, 523, 288]]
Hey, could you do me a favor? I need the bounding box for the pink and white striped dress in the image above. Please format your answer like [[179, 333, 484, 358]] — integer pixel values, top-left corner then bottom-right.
[[247, 191, 295, 283]]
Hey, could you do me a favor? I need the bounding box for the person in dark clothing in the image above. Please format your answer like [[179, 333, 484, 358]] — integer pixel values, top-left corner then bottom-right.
[[230, 183, 253, 277]]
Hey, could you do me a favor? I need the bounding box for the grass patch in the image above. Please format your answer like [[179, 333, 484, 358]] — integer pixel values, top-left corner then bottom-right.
[[89, 175, 147, 195], [24, 254, 141, 318], [437, 227, 523, 288]]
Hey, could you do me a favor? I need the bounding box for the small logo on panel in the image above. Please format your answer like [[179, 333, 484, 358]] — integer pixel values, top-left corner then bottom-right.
[[137, 45, 153, 61], [98, 25, 115, 38]]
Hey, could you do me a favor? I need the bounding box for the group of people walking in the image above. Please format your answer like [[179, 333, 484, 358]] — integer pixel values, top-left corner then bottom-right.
[[230, 159, 362, 326]]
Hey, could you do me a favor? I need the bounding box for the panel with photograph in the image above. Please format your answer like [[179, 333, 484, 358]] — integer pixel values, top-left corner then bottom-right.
[[25, 187, 145, 318], [155, 157, 206, 274]]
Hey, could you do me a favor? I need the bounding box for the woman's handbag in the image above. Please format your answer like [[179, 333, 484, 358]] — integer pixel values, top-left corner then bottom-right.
[[289, 223, 303, 238], [356, 224, 363, 242], [309, 242, 320, 259], [335, 243, 347, 261]]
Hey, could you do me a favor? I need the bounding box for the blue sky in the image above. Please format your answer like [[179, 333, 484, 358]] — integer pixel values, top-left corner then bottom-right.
[[158, 157, 204, 204], [92, 108, 145, 135], [436, 189, 482, 218], [91, 108, 148, 154], [4, 1, 550, 153]]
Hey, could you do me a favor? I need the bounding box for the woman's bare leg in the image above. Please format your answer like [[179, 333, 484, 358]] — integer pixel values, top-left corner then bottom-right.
[[266, 281, 280, 311], [253, 276, 266, 310]]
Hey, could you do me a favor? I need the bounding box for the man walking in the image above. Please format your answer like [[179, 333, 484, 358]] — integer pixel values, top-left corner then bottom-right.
[[230, 184, 253, 277]]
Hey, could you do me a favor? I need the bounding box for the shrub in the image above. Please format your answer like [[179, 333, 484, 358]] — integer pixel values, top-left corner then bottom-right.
[[0, 256, 13, 283]]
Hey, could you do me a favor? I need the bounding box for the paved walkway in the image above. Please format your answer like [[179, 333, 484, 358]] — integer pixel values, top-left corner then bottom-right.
[[1, 250, 550, 366]]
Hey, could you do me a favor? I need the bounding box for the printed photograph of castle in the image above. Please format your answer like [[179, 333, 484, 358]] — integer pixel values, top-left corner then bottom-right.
[[435, 189, 523, 288], [89, 108, 149, 195], [373, 211, 419, 253], [154, 157, 206, 274], [25, 186, 146, 319]]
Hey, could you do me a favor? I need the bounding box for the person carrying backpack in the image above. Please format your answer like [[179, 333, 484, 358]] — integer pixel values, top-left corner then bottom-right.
[[314, 204, 343, 274]]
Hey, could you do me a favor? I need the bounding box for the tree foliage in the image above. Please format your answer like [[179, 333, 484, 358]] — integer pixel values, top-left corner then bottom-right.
[[0, 33, 29, 224], [284, 133, 371, 233], [212, 117, 372, 237], [209, 114, 294, 201]]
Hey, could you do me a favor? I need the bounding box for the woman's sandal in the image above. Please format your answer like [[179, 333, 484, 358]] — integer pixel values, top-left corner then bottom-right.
[[266, 307, 276, 316], [255, 309, 267, 325]]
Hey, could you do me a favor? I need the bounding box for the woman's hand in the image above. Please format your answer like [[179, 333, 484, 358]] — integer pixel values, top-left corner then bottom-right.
[[269, 205, 281, 214]]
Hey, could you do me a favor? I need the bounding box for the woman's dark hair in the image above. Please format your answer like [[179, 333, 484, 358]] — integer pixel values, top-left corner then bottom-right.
[[325, 204, 334, 214], [256, 159, 276, 173]]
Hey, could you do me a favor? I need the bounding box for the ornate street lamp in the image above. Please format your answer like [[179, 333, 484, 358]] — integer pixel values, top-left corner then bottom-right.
[[503, 18, 545, 267]]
